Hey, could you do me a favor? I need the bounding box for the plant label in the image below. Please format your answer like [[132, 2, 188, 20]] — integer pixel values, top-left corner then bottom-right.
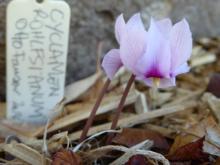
[[6, 0, 71, 124]]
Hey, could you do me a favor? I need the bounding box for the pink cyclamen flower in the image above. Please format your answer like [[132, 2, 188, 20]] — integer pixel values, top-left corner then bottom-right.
[[102, 13, 192, 88]]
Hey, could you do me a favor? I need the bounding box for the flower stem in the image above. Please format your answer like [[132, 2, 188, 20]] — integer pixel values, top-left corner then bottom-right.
[[151, 78, 159, 109], [80, 78, 111, 142], [106, 74, 135, 144]]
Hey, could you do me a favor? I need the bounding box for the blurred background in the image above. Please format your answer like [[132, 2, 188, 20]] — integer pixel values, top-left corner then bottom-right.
[[0, 0, 220, 101]]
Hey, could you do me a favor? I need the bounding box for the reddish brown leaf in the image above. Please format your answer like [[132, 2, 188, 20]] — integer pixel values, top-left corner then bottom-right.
[[207, 73, 220, 98], [167, 137, 209, 162], [125, 155, 151, 165], [52, 149, 82, 165], [112, 128, 169, 150], [214, 157, 220, 165], [170, 162, 191, 165], [168, 134, 196, 155]]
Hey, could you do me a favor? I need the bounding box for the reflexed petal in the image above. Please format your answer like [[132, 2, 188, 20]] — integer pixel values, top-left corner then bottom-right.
[[172, 62, 190, 76], [156, 18, 172, 38], [144, 77, 176, 88], [136, 18, 171, 78], [120, 13, 147, 73], [102, 49, 122, 80], [170, 19, 192, 70], [115, 14, 126, 43]]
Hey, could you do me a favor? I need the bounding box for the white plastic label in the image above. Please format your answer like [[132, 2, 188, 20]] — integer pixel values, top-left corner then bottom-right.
[[6, 0, 71, 124]]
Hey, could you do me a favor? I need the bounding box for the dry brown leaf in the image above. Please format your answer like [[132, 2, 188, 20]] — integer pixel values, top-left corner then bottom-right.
[[52, 149, 82, 165], [142, 124, 176, 139], [112, 128, 169, 151], [125, 155, 150, 165], [167, 137, 209, 162], [168, 134, 197, 155], [170, 162, 191, 165], [180, 116, 220, 156], [207, 73, 220, 98], [0, 102, 6, 118], [214, 157, 220, 165]]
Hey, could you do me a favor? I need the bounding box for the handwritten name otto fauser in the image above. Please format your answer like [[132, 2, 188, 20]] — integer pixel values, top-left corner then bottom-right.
[[9, 8, 67, 123]]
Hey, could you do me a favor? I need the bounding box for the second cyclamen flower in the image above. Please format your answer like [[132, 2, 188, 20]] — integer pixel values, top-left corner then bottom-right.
[[102, 13, 192, 88]]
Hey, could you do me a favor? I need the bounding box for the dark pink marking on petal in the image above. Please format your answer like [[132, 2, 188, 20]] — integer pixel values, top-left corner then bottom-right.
[[145, 68, 163, 78]]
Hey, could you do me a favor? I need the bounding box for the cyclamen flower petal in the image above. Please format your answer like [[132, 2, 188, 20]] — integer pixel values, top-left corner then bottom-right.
[[102, 13, 192, 88], [136, 18, 171, 79], [102, 49, 122, 80], [156, 18, 172, 38], [120, 13, 147, 74], [170, 19, 192, 71], [172, 62, 190, 76], [115, 14, 126, 43], [144, 77, 176, 88], [137, 18, 192, 87]]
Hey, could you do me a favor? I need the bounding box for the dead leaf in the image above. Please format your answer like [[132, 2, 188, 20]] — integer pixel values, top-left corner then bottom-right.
[[52, 149, 82, 165], [0, 102, 6, 118], [214, 157, 220, 165], [170, 162, 191, 165], [168, 134, 197, 155], [167, 137, 209, 162], [125, 155, 150, 165], [112, 128, 169, 151], [207, 73, 220, 98], [176, 117, 220, 157]]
